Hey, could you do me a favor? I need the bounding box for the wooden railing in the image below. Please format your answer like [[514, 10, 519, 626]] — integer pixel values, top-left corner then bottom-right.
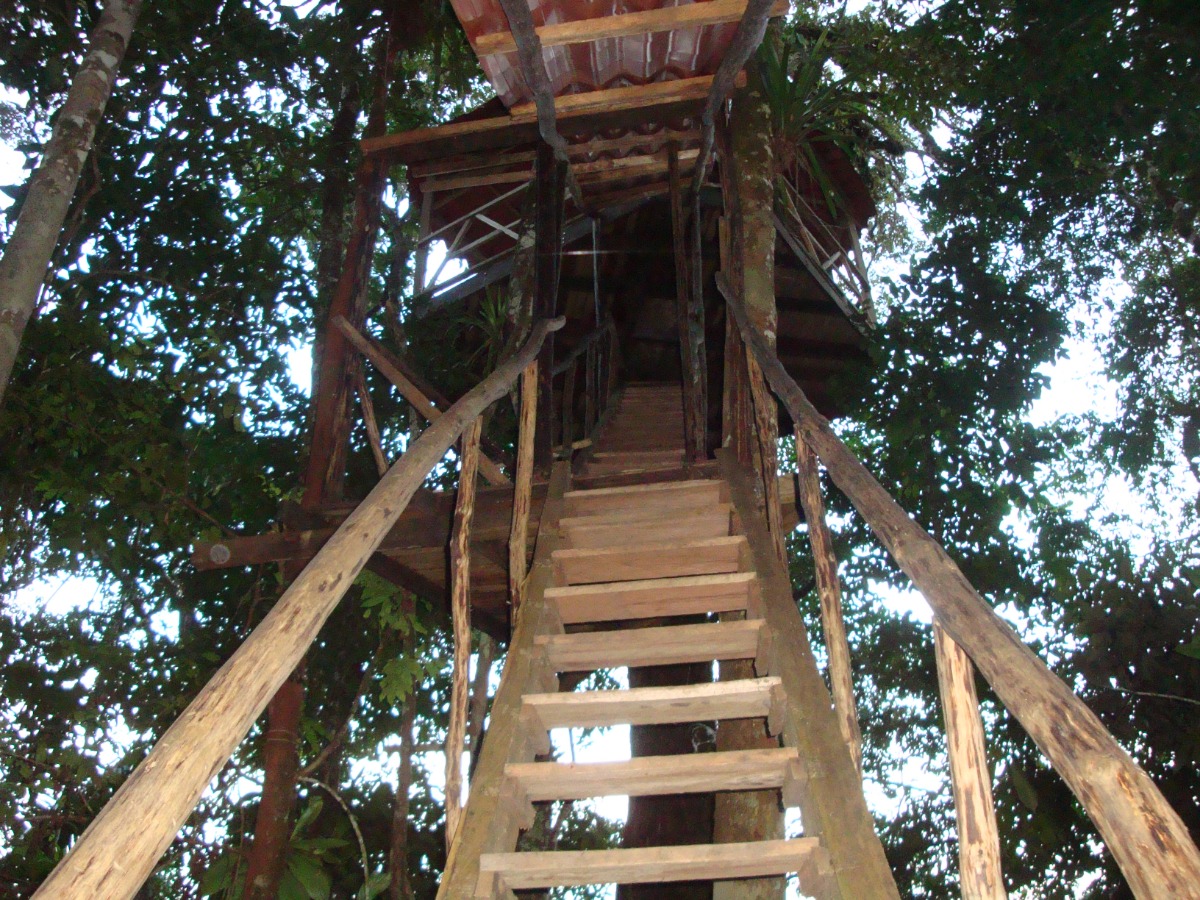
[[717, 273, 1200, 899], [32, 317, 565, 900], [552, 318, 617, 456]]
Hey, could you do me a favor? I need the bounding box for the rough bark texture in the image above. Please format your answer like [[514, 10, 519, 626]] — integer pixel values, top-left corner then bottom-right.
[[795, 437, 862, 773], [718, 119, 754, 467], [243, 670, 304, 899], [934, 623, 1006, 900], [509, 362, 539, 614], [713, 655, 784, 900], [446, 418, 483, 848], [440, 464, 572, 897], [533, 145, 566, 473], [730, 79, 783, 562], [0, 0, 143, 408], [30, 318, 563, 900], [721, 281, 1200, 900], [719, 450, 901, 900]]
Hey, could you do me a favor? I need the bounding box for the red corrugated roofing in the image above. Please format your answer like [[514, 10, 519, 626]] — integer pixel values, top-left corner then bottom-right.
[[450, 0, 742, 108]]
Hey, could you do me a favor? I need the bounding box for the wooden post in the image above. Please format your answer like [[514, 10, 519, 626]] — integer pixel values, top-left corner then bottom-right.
[[414, 189, 433, 292], [717, 120, 753, 468], [719, 277, 1200, 899], [795, 436, 863, 774], [446, 417, 483, 848], [669, 143, 707, 463], [334, 316, 510, 486], [533, 143, 566, 473], [719, 450, 901, 900], [934, 623, 1005, 900], [561, 359, 577, 452], [31, 318, 564, 900], [730, 80, 784, 561], [585, 342, 597, 437], [509, 362, 539, 614], [353, 361, 389, 477], [441, 464, 572, 896]]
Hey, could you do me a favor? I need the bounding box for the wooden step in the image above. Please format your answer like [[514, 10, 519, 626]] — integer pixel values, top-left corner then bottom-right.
[[476, 838, 829, 895], [552, 535, 747, 585], [591, 450, 685, 466], [563, 478, 721, 518], [536, 620, 765, 671], [522, 676, 783, 730], [546, 572, 757, 624], [560, 507, 732, 549], [505, 747, 803, 802]]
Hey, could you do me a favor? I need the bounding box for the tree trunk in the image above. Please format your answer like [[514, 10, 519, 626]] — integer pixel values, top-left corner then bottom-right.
[[0, 0, 143, 408], [389, 609, 417, 900], [618, 657, 715, 900], [243, 669, 304, 899]]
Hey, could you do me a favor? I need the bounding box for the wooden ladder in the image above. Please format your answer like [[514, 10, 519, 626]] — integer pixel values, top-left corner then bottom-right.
[[440, 384, 899, 899]]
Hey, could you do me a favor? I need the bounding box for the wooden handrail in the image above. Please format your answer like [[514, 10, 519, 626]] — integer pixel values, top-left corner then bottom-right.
[[550, 319, 615, 376], [33, 317, 564, 900], [718, 271, 1200, 898]]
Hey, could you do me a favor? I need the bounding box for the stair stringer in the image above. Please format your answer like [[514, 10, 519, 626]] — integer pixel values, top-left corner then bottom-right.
[[440, 462, 572, 897], [717, 448, 900, 899]]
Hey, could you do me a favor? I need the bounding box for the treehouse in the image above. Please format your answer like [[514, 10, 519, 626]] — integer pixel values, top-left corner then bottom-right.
[[36, 2, 1200, 899]]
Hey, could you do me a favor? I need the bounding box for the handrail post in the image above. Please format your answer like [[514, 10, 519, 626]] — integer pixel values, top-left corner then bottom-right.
[[32, 318, 563, 900], [795, 434, 863, 774], [445, 416, 483, 848], [509, 361, 539, 616], [934, 623, 1005, 899], [719, 271, 1200, 899]]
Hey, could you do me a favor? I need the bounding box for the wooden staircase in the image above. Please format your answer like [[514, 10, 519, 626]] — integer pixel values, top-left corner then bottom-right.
[[440, 383, 898, 899]]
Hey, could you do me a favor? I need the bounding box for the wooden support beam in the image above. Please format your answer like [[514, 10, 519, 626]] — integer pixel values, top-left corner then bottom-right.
[[333, 316, 510, 486], [496, 0, 586, 209], [533, 144, 565, 473], [934, 623, 1006, 900], [475, 0, 790, 56], [510, 73, 743, 123], [352, 361, 388, 478], [509, 363, 538, 614], [718, 448, 901, 899], [446, 418, 483, 849], [669, 144, 708, 463], [719, 273, 1200, 899], [31, 317, 565, 900], [795, 436, 862, 773], [442, 464, 572, 896], [689, 0, 778, 201], [561, 358, 577, 450]]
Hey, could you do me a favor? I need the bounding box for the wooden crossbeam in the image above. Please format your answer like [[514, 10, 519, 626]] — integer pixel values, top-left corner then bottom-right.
[[408, 129, 700, 180], [418, 147, 700, 194], [509, 73, 742, 122], [475, 0, 791, 56]]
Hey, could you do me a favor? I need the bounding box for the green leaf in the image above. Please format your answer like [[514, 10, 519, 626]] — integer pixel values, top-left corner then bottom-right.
[[287, 854, 332, 900], [357, 872, 392, 900], [1175, 636, 1200, 661], [1009, 765, 1039, 812]]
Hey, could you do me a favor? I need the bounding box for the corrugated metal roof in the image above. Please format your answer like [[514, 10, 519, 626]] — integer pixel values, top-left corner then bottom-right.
[[450, 1, 742, 108]]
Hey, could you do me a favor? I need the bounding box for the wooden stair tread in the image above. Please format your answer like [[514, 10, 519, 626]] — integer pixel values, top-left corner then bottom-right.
[[505, 747, 801, 801], [559, 501, 731, 529], [562, 477, 720, 513], [561, 508, 732, 548], [546, 572, 757, 624], [552, 535, 748, 585], [536, 619, 763, 671], [477, 838, 827, 892], [522, 676, 782, 729]]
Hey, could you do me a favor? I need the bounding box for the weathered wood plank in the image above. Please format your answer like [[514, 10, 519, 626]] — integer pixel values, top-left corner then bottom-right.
[[537, 619, 762, 671], [506, 746, 799, 802], [475, 0, 791, 55], [552, 535, 747, 585], [934, 623, 1006, 900], [547, 571, 756, 625]]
